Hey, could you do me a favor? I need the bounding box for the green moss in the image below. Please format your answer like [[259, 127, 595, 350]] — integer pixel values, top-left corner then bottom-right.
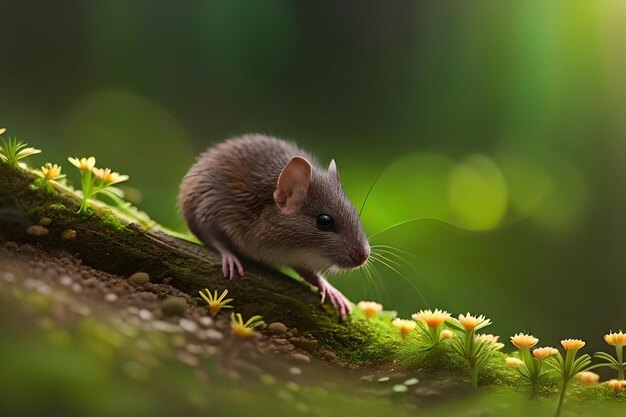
[[99, 209, 134, 234]]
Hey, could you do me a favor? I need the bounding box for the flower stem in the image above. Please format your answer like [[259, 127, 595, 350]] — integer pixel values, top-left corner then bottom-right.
[[555, 380, 568, 417], [77, 169, 93, 214], [470, 359, 479, 389], [617, 345, 624, 380]]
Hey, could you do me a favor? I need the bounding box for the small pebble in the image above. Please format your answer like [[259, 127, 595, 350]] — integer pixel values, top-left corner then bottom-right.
[[72, 283, 82, 293], [268, 322, 288, 334], [39, 217, 52, 226], [205, 329, 224, 341], [286, 382, 301, 392], [19, 244, 36, 255], [26, 225, 49, 236], [104, 293, 118, 302], [179, 318, 198, 333], [128, 272, 149, 285], [289, 337, 319, 353], [186, 344, 204, 355], [59, 275, 73, 286], [260, 374, 276, 385], [319, 348, 338, 362], [61, 229, 77, 240], [290, 353, 311, 363], [4, 241, 19, 251], [198, 316, 213, 327], [36, 283, 50, 294], [414, 387, 442, 398], [276, 390, 294, 402], [377, 377, 390, 382], [177, 351, 199, 367], [152, 320, 182, 333], [289, 367, 302, 376], [392, 384, 408, 393], [404, 378, 419, 386], [160, 296, 188, 317], [138, 309, 154, 321], [3, 272, 16, 283], [23, 278, 38, 289]]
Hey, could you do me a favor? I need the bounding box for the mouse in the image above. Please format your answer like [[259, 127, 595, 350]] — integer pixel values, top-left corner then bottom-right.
[[179, 133, 371, 320]]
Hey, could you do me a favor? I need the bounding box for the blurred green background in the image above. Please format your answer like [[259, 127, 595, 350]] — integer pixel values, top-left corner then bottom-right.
[[2, 0, 626, 351]]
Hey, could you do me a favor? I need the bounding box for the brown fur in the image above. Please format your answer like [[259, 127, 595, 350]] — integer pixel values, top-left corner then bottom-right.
[[179, 134, 370, 273]]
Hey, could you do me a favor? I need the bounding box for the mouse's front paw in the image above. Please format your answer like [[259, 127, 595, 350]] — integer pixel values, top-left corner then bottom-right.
[[318, 277, 352, 321]]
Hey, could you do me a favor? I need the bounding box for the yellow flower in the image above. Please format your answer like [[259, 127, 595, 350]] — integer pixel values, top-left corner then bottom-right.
[[476, 334, 499, 344], [92, 167, 129, 185], [606, 379, 626, 393], [412, 308, 451, 328], [476, 333, 504, 351], [357, 301, 383, 318], [440, 329, 454, 340], [505, 357, 524, 369], [392, 318, 416, 339], [532, 347, 559, 360], [561, 339, 585, 351], [510, 333, 539, 349], [199, 288, 234, 317], [458, 313, 487, 332], [68, 156, 96, 171], [605, 331, 626, 347], [41, 163, 63, 180], [576, 371, 600, 385], [0, 128, 6, 135], [231, 313, 264, 339]]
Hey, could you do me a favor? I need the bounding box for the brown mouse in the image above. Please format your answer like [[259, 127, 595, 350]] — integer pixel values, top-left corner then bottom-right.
[[179, 134, 370, 319]]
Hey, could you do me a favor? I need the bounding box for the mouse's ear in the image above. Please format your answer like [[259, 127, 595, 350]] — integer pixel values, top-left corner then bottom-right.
[[274, 156, 312, 214], [328, 159, 340, 183]]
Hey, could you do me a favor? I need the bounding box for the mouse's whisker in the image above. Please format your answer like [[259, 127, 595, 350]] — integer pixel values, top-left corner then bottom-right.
[[361, 261, 380, 298], [370, 251, 405, 271], [368, 253, 427, 306], [362, 258, 386, 301], [370, 244, 431, 283], [360, 262, 376, 300], [368, 259, 388, 302], [358, 268, 370, 299], [371, 248, 416, 272], [358, 167, 386, 217], [371, 244, 415, 258]]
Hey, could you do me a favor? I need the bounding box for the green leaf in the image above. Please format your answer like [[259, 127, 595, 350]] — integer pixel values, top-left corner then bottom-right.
[[445, 319, 465, 332], [474, 319, 492, 331], [594, 352, 619, 365]]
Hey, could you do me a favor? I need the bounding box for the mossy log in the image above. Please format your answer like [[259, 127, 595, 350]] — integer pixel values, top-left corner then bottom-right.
[[0, 163, 397, 363]]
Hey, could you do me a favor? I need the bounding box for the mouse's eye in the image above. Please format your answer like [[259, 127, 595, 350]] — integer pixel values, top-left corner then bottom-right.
[[316, 214, 335, 232]]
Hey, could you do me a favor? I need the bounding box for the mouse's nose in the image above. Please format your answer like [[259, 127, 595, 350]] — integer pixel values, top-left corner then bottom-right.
[[350, 244, 371, 267]]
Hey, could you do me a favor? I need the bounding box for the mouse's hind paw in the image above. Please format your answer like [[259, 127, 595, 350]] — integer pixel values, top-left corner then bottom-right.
[[221, 252, 244, 280], [211, 241, 244, 280]]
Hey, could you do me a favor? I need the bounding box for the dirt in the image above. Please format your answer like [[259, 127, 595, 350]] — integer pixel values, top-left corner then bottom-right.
[[0, 239, 471, 409], [0, 240, 335, 380]]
